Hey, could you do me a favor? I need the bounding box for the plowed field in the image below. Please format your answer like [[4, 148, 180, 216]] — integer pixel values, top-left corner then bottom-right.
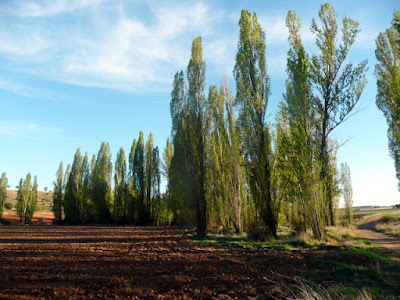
[[0, 226, 398, 299]]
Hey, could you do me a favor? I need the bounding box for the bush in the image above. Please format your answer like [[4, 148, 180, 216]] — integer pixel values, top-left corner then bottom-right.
[[380, 213, 400, 224], [4, 203, 13, 210], [247, 224, 275, 241]]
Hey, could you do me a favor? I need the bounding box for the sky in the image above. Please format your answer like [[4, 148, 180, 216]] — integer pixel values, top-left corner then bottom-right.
[[0, 0, 398, 207]]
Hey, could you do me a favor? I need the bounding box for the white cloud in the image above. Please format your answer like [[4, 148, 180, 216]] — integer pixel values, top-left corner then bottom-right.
[[0, 1, 219, 92], [9, 0, 105, 17], [0, 122, 62, 138]]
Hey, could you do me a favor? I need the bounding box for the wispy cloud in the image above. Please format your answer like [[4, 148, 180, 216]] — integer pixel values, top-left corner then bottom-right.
[[0, 121, 62, 139], [0, 1, 219, 92], [6, 0, 106, 17]]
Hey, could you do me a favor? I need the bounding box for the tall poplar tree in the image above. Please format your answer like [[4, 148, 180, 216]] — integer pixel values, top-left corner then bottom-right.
[[64, 149, 83, 223], [169, 71, 193, 225], [53, 162, 64, 223], [207, 79, 245, 233], [339, 162, 353, 224], [275, 11, 325, 238], [233, 10, 277, 238], [310, 3, 367, 225], [81, 153, 91, 222], [375, 10, 400, 189], [133, 132, 146, 224], [145, 133, 155, 223], [128, 138, 137, 222], [162, 138, 173, 224], [92, 142, 113, 223], [16, 173, 36, 224], [27, 176, 38, 222], [186, 37, 208, 236], [114, 147, 128, 223], [0, 172, 8, 218]]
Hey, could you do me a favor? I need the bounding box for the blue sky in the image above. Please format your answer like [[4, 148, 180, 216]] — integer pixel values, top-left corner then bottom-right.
[[0, 0, 398, 206]]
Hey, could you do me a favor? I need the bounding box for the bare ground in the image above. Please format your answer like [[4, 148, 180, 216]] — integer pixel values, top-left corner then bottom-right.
[[354, 214, 400, 256], [1, 226, 395, 299]]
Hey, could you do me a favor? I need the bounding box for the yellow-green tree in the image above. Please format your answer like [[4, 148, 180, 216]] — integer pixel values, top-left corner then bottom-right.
[[376, 10, 400, 189]]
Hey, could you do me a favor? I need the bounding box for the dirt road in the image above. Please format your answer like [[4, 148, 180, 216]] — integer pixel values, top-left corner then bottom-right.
[[354, 214, 400, 257]]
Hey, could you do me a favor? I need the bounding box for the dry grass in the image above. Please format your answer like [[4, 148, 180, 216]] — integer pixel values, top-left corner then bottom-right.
[[376, 214, 400, 237]]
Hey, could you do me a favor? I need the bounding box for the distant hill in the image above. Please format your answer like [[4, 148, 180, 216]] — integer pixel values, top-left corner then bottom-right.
[[5, 190, 53, 211]]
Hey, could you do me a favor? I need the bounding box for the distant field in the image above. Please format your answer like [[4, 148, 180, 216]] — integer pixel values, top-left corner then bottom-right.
[[353, 207, 400, 216]]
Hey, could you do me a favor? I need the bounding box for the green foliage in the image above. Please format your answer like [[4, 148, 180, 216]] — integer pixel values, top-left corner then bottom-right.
[[4, 203, 12, 210], [375, 10, 400, 190], [233, 9, 277, 238], [64, 149, 83, 223], [16, 173, 37, 224], [0, 172, 8, 218], [310, 3, 367, 226], [169, 37, 208, 235], [114, 148, 128, 223], [340, 162, 353, 224], [53, 162, 64, 223], [92, 142, 113, 223], [206, 79, 246, 233], [133, 132, 146, 224]]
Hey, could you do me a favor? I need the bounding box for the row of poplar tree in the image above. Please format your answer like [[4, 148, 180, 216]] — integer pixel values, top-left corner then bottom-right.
[[53, 3, 392, 239], [166, 4, 363, 239], [53, 133, 162, 225]]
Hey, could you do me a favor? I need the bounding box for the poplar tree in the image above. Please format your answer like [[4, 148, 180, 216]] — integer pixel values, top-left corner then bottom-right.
[[16, 173, 35, 224], [233, 10, 277, 238], [275, 11, 325, 238], [375, 10, 400, 189], [340, 162, 353, 224], [128, 139, 137, 222], [0, 172, 8, 218], [169, 71, 192, 225], [92, 142, 113, 223], [162, 138, 173, 224], [27, 176, 38, 222], [310, 3, 367, 225], [207, 80, 245, 233], [145, 133, 155, 223], [114, 147, 128, 223], [186, 37, 208, 236], [53, 162, 64, 223], [81, 153, 92, 223], [151, 146, 162, 224], [133, 132, 146, 224], [64, 149, 83, 223]]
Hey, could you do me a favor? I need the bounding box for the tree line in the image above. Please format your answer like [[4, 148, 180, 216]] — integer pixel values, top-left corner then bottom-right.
[[167, 3, 366, 239], [0, 4, 390, 239], [50, 3, 364, 239], [53, 133, 164, 225]]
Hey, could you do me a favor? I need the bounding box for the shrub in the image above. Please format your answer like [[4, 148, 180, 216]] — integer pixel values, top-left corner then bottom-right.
[[4, 203, 13, 210], [380, 213, 400, 223]]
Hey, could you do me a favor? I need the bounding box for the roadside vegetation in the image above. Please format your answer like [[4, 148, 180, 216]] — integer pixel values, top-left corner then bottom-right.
[[376, 213, 400, 237], [194, 225, 400, 299]]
